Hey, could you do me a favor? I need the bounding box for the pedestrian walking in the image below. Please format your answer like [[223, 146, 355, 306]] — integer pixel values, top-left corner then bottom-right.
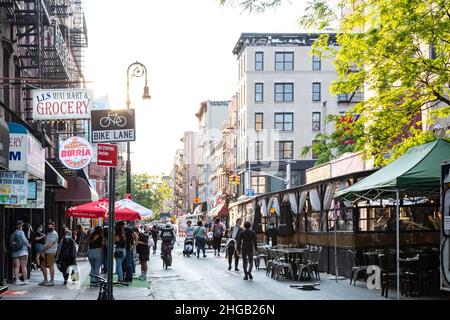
[[10, 220, 31, 285], [151, 225, 159, 254], [212, 218, 224, 256], [237, 221, 257, 280], [34, 224, 46, 267], [101, 227, 108, 275], [56, 230, 77, 285], [114, 224, 126, 282], [39, 222, 59, 286], [87, 226, 103, 286], [76, 225, 89, 258], [194, 221, 207, 258], [136, 225, 151, 280], [226, 218, 243, 271]]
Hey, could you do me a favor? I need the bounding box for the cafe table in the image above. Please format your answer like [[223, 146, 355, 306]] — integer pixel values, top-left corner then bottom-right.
[[272, 248, 306, 280]]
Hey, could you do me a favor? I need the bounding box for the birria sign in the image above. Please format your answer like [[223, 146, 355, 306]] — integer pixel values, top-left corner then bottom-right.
[[31, 88, 93, 120], [59, 137, 94, 170]]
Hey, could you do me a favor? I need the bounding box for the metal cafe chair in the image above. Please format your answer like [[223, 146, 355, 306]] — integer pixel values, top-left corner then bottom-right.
[[348, 250, 368, 286]]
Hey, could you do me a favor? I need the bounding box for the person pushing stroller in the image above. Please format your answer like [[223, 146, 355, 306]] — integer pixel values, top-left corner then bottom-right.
[[183, 220, 195, 257]]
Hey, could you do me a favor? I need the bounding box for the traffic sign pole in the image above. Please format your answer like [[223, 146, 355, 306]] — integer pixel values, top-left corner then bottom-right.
[[106, 166, 115, 300]]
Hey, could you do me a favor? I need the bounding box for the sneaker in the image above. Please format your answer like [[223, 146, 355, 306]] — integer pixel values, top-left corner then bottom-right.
[[228, 266, 231, 271], [218, 253, 221, 256], [44, 281, 54, 286], [235, 268, 239, 271], [243, 276, 248, 280], [38, 280, 47, 286], [248, 273, 253, 280], [63, 280, 67, 285], [24, 280, 30, 285], [14, 280, 26, 286], [203, 255, 207, 258]]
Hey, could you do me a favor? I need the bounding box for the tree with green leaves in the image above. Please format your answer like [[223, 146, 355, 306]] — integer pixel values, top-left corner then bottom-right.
[[219, 0, 450, 166], [116, 173, 173, 220]]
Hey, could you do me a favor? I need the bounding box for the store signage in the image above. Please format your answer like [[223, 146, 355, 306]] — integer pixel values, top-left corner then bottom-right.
[[32, 88, 93, 120], [59, 136, 93, 170], [246, 188, 255, 197], [21, 181, 45, 209], [9, 132, 45, 180], [0, 117, 9, 170], [0, 171, 28, 205], [91, 109, 136, 143], [97, 143, 118, 167]]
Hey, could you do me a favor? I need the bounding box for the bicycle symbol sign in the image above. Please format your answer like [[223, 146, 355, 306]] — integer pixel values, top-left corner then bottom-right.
[[91, 109, 136, 143], [99, 112, 127, 128]]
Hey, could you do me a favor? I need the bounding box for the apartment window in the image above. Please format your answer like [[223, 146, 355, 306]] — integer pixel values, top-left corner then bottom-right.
[[275, 52, 294, 71], [255, 113, 263, 131], [338, 93, 349, 102], [255, 83, 264, 102], [275, 141, 293, 160], [274, 113, 293, 131], [255, 52, 264, 71], [312, 55, 321, 70], [312, 82, 321, 101], [255, 141, 263, 160], [312, 112, 321, 131], [275, 83, 294, 102], [252, 175, 266, 194]]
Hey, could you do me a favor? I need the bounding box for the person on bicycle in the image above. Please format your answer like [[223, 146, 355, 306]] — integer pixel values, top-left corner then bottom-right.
[[160, 223, 176, 258]]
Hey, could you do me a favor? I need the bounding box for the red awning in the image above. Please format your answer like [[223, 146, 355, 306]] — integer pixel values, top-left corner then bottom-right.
[[66, 198, 141, 221], [207, 201, 229, 219]]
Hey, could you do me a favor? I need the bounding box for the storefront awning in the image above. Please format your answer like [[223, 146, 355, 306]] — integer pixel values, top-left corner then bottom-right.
[[55, 176, 99, 203], [207, 202, 228, 219], [45, 161, 68, 189], [335, 139, 450, 201]]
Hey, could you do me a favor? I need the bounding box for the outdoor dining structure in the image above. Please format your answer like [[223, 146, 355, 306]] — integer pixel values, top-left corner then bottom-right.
[[227, 139, 450, 299]]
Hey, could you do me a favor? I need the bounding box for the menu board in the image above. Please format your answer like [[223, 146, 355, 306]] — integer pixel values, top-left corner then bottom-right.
[[0, 171, 28, 205]]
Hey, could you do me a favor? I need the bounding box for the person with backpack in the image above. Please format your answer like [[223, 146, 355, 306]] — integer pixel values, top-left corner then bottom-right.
[[10, 220, 31, 285], [212, 218, 224, 256], [56, 230, 77, 285]]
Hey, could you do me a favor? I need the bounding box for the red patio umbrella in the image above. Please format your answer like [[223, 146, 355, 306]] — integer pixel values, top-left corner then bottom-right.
[[66, 198, 141, 221]]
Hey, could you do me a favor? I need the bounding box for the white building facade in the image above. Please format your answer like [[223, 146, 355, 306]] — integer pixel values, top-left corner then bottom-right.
[[232, 33, 360, 196], [196, 100, 230, 212]]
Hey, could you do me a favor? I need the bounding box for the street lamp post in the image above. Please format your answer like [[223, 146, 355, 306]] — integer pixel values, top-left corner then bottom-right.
[[126, 61, 151, 195]]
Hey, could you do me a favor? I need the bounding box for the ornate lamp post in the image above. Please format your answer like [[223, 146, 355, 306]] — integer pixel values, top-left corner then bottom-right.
[[125, 61, 151, 195]]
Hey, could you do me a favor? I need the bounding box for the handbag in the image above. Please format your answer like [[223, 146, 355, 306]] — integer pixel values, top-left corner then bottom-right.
[[114, 250, 124, 258]]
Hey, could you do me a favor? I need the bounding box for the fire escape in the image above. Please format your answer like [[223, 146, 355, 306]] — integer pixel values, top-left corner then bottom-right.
[[1, 0, 89, 178]]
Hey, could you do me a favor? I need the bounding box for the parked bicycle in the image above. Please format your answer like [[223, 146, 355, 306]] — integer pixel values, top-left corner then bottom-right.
[[89, 273, 128, 300]]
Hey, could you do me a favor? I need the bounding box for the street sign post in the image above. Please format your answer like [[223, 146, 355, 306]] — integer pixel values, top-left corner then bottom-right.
[[91, 109, 136, 143], [97, 144, 118, 167]]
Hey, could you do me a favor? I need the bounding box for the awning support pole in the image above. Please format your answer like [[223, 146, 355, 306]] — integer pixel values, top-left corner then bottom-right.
[[396, 189, 400, 300]]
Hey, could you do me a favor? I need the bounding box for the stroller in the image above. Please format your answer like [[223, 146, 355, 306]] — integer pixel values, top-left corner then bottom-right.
[[183, 237, 195, 257]]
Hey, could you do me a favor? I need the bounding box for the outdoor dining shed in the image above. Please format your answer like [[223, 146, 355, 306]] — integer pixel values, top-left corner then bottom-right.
[[334, 138, 450, 299]]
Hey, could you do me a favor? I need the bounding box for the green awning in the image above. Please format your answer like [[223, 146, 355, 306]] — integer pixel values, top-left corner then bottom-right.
[[335, 139, 450, 201]]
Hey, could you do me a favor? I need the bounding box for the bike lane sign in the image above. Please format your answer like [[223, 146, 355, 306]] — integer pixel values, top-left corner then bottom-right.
[[91, 109, 136, 143]]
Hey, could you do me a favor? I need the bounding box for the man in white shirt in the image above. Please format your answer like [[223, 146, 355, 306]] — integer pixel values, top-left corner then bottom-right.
[[227, 218, 243, 271], [39, 222, 59, 286]]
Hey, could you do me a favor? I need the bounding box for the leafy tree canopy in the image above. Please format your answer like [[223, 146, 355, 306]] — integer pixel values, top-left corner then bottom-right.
[[220, 0, 450, 166], [116, 173, 173, 220]]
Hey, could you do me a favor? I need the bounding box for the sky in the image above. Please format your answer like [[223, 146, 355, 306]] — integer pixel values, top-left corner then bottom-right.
[[84, 0, 309, 175]]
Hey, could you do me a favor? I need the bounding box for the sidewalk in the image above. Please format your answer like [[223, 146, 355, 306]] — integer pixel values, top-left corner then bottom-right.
[[1, 258, 152, 300]]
